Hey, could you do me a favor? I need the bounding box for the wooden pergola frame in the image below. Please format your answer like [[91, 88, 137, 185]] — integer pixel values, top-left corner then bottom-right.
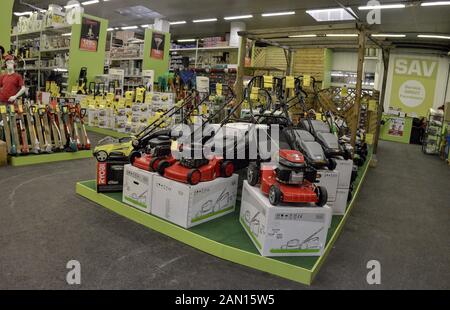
[[236, 22, 391, 156]]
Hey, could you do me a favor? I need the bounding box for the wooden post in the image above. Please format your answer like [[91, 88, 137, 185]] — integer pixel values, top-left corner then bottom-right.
[[372, 48, 390, 155], [351, 27, 366, 149], [235, 34, 247, 109]]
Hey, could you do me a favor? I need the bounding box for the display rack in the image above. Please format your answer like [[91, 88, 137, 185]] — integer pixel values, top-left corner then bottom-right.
[[422, 110, 444, 155]]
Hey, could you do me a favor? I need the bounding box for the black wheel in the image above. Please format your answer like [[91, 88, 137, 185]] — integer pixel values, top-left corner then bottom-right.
[[149, 157, 160, 172], [247, 164, 260, 186], [328, 158, 337, 171], [95, 150, 108, 162], [344, 149, 352, 160], [268, 185, 282, 206], [187, 169, 201, 185], [157, 160, 171, 176], [220, 161, 234, 178], [315, 186, 328, 207], [129, 151, 141, 164]]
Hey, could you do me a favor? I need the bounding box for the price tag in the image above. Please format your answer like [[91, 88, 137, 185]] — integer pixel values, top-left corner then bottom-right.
[[171, 140, 178, 152], [263, 75, 273, 88], [366, 133, 374, 145], [216, 83, 223, 96], [286, 76, 295, 89], [341, 87, 348, 96], [303, 75, 311, 87], [368, 100, 378, 112], [250, 87, 259, 100], [0, 106, 6, 114]]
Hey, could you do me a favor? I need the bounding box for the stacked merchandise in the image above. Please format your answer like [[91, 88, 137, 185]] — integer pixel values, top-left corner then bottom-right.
[[0, 97, 90, 157], [200, 36, 229, 48], [422, 108, 444, 155]]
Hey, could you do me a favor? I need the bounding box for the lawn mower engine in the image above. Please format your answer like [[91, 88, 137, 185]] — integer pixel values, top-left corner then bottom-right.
[[132, 136, 176, 172], [275, 150, 317, 185]]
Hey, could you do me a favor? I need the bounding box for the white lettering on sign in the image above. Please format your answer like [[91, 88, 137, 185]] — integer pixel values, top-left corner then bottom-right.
[[395, 59, 437, 78]]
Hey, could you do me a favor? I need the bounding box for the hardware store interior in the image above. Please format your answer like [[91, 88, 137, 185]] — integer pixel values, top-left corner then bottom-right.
[[0, 0, 449, 289]]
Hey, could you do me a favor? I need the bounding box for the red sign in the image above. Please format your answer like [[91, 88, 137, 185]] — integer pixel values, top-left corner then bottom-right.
[[97, 163, 107, 185]]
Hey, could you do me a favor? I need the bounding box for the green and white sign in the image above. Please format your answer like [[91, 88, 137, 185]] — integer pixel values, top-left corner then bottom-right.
[[390, 57, 438, 117]]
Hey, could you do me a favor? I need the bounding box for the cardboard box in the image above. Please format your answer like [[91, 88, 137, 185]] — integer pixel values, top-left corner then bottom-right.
[[97, 160, 128, 193], [151, 174, 239, 229], [0, 140, 7, 166], [240, 181, 332, 257], [122, 164, 155, 213], [315, 169, 339, 202], [334, 159, 353, 189], [327, 188, 350, 215]]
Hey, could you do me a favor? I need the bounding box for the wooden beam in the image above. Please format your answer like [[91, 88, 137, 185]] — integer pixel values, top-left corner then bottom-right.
[[350, 26, 366, 149], [372, 48, 390, 155]]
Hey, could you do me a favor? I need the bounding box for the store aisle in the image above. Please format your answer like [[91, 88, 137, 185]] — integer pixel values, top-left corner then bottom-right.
[[0, 139, 449, 289]]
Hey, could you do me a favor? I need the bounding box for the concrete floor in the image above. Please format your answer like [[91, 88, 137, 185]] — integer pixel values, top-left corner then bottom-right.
[[0, 134, 449, 289]]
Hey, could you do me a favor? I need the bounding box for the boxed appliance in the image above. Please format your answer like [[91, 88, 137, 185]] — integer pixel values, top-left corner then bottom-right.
[[314, 169, 339, 202], [122, 164, 155, 213], [327, 188, 350, 215], [334, 159, 353, 189], [240, 181, 332, 257], [96, 159, 128, 193], [151, 174, 239, 229]]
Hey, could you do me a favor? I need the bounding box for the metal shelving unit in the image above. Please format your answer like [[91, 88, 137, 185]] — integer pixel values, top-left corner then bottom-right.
[[422, 110, 444, 155]]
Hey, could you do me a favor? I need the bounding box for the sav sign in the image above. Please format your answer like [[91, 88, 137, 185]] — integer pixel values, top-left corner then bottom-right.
[[389, 56, 438, 117]]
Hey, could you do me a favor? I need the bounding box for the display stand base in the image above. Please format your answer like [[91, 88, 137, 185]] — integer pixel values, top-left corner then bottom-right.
[[85, 126, 131, 139], [8, 150, 92, 167], [76, 152, 372, 285]]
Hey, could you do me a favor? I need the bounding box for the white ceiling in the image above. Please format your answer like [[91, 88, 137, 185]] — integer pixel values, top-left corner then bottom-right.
[[13, 0, 450, 47]]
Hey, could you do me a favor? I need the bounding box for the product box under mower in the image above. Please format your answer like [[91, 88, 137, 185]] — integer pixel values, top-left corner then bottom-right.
[[240, 181, 332, 257], [151, 174, 239, 229], [122, 164, 156, 213], [314, 169, 339, 202], [96, 159, 128, 193]]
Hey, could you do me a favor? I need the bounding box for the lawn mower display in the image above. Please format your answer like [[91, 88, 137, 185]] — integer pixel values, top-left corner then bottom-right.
[[246, 149, 327, 206]]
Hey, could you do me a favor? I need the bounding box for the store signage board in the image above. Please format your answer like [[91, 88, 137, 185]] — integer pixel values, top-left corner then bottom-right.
[[79, 17, 100, 52], [150, 32, 165, 60], [389, 56, 438, 117]]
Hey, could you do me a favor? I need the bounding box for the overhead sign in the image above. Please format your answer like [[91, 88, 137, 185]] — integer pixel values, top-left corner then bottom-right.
[[389, 56, 438, 117]]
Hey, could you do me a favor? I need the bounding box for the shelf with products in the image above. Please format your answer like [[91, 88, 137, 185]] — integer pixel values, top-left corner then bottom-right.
[[423, 109, 445, 155]]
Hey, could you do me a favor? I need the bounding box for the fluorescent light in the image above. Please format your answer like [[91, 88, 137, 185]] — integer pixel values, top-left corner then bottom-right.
[[289, 34, 317, 38], [14, 11, 32, 16], [193, 18, 218, 23], [114, 27, 119, 30], [62, 33, 72, 36], [371, 34, 406, 37], [326, 33, 358, 37], [224, 15, 253, 20], [262, 11, 295, 17], [107, 28, 114, 31], [417, 34, 450, 40], [169, 21, 187, 25], [420, 1, 450, 6], [121, 26, 138, 30], [82, 0, 99, 5], [140, 24, 150, 28], [358, 4, 405, 10], [178, 39, 196, 42], [306, 8, 356, 22], [64, 4, 80, 9]]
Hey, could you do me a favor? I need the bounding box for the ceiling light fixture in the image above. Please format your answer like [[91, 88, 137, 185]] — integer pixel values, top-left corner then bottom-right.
[[14, 11, 32, 16], [358, 4, 405, 10], [224, 15, 253, 20], [420, 1, 450, 6], [326, 33, 358, 37], [62, 33, 72, 36], [107, 28, 114, 31], [64, 3, 80, 9], [262, 11, 295, 17], [417, 34, 450, 39], [193, 18, 218, 23], [169, 21, 187, 25], [288, 34, 317, 38], [178, 39, 196, 42], [140, 24, 150, 28], [82, 0, 100, 5], [371, 34, 406, 37], [306, 8, 356, 22], [121, 26, 138, 30]]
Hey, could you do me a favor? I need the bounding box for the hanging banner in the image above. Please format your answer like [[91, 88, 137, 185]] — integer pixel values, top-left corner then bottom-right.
[[79, 17, 100, 52], [389, 56, 438, 117], [150, 32, 166, 60]]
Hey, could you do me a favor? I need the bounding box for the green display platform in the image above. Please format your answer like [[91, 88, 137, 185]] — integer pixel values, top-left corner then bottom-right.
[[85, 126, 131, 139], [76, 154, 371, 285], [9, 150, 92, 167]]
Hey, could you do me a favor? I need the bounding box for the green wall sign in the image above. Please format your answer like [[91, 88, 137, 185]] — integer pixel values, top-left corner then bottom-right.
[[389, 56, 438, 117], [0, 0, 14, 53]]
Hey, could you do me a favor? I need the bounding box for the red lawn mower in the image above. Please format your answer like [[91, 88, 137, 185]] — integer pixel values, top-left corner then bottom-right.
[[247, 149, 328, 206]]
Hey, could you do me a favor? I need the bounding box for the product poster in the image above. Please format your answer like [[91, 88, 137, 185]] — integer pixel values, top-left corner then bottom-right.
[[388, 117, 405, 137], [389, 56, 438, 117], [79, 17, 100, 52], [151, 32, 166, 60]]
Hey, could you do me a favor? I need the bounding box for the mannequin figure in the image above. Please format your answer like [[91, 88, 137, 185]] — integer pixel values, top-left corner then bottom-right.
[[0, 55, 25, 104]]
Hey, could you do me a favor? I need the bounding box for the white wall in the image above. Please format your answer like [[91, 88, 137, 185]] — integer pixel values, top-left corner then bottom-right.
[[383, 49, 450, 113], [331, 51, 378, 73]]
